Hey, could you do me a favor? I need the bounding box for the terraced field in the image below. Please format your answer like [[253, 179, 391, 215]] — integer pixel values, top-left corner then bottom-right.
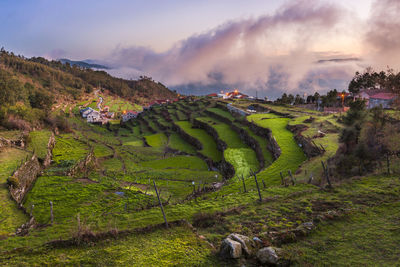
[[4, 98, 396, 266], [197, 117, 259, 177], [176, 121, 222, 161], [248, 114, 307, 184]]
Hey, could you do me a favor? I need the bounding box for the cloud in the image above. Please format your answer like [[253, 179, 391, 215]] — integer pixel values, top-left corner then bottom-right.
[[364, 0, 400, 70], [105, 0, 362, 98]]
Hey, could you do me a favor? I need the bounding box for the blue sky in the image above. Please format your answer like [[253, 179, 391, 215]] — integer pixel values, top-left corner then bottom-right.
[[1, 0, 371, 58], [3, 0, 397, 98]]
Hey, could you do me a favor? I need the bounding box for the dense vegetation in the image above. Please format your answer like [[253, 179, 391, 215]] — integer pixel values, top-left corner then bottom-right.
[[0, 48, 176, 131]]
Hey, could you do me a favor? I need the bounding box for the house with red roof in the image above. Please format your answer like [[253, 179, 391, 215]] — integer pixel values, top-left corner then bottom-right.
[[355, 89, 397, 109], [368, 92, 397, 109]]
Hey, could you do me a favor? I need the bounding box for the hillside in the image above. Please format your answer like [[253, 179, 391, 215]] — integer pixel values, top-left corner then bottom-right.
[[0, 49, 176, 130], [0, 92, 399, 266], [58, 58, 109, 70]]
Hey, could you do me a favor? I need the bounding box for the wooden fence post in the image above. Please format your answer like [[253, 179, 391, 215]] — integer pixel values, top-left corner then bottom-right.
[[262, 179, 266, 189], [288, 170, 295, 186], [30, 204, 34, 217], [308, 172, 313, 184], [280, 172, 284, 185], [241, 175, 247, 193], [153, 181, 168, 228], [50, 201, 54, 225], [251, 169, 262, 202], [386, 153, 390, 175], [321, 161, 332, 188]]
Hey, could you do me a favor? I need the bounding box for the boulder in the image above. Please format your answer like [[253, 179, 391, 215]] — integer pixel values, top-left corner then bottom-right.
[[256, 247, 279, 265], [294, 221, 315, 236], [220, 238, 242, 259], [228, 233, 254, 256]]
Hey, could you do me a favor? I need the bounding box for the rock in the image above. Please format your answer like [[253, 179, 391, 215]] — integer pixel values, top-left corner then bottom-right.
[[228, 233, 254, 256], [253, 237, 263, 247], [301, 221, 314, 230], [256, 247, 279, 265], [220, 238, 242, 259]]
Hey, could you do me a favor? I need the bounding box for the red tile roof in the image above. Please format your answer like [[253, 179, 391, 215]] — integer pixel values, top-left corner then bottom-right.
[[370, 92, 397, 100]]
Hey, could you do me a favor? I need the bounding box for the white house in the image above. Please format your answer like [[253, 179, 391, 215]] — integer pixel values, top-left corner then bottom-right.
[[81, 107, 95, 118], [87, 110, 102, 123]]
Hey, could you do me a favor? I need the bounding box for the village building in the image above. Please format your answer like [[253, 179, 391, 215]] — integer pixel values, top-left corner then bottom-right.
[[87, 110, 102, 123], [355, 89, 397, 109], [368, 92, 397, 109], [80, 107, 95, 118], [122, 110, 138, 122]]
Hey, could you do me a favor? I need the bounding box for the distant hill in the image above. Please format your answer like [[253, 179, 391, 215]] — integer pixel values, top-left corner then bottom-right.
[[58, 58, 109, 70], [0, 49, 177, 130]]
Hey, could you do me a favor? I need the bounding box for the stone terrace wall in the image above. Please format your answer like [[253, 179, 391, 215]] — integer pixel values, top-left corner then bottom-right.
[[9, 154, 41, 204], [242, 120, 281, 160], [204, 110, 265, 170], [192, 118, 235, 179], [9, 132, 56, 204], [286, 124, 324, 158]]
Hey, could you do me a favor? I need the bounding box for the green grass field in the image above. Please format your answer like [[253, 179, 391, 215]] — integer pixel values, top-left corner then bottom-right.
[[197, 117, 259, 177], [167, 133, 197, 154], [145, 133, 168, 147], [248, 115, 306, 184], [0, 148, 30, 237], [176, 121, 222, 162], [27, 130, 52, 159], [140, 155, 208, 171]]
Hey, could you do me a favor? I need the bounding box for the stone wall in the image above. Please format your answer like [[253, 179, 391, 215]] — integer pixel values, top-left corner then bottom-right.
[[43, 132, 55, 167], [286, 124, 324, 158], [242, 120, 281, 160], [204, 110, 265, 170], [192, 118, 235, 179], [8, 132, 56, 204], [9, 154, 41, 204], [0, 137, 25, 149], [67, 150, 97, 177]]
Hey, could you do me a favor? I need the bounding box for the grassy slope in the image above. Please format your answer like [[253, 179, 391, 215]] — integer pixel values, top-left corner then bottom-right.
[[0, 148, 30, 236], [140, 156, 208, 171], [27, 130, 52, 159], [176, 121, 222, 162], [144, 133, 168, 147], [248, 115, 306, 184], [197, 117, 259, 177], [283, 175, 400, 266], [1, 226, 222, 266], [167, 133, 197, 154]]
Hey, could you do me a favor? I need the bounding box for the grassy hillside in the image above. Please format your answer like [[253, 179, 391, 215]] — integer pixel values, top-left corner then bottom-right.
[[0, 49, 176, 131], [1, 96, 400, 266]]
